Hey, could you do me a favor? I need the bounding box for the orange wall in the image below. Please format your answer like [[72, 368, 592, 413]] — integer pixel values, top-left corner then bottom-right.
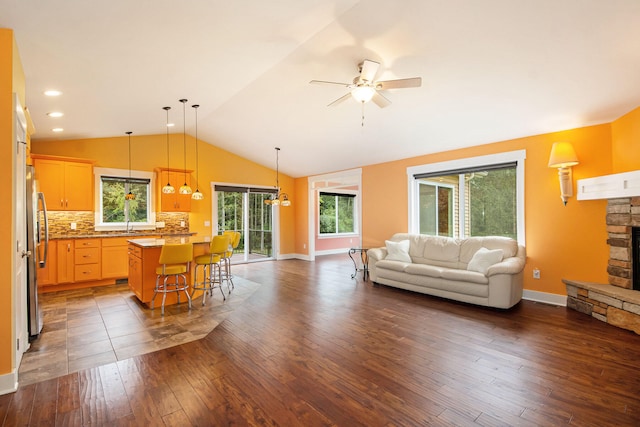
[[611, 106, 640, 173], [295, 123, 614, 297], [30, 133, 296, 256]]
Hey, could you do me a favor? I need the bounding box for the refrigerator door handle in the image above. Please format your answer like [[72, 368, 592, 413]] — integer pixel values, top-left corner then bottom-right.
[[37, 192, 48, 268]]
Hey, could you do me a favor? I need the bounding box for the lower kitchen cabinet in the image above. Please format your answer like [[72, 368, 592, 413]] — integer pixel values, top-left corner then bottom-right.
[[57, 240, 75, 284], [102, 237, 129, 279]]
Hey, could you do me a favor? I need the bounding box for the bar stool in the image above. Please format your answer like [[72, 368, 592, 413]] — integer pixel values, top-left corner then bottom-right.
[[151, 243, 193, 315], [191, 235, 230, 305], [223, 231, 241, 291]]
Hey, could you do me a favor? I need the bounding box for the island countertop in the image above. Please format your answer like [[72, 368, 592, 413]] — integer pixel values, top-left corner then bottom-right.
[[127, 235, 211, 248]]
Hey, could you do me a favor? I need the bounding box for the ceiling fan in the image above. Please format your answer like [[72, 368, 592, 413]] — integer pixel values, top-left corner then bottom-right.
[[310, 59, 422, 108]]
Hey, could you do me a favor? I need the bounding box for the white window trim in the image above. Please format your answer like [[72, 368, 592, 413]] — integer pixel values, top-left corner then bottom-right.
[[407, 150, 526, 246], [317, 189, 359, 238], [308, 169, 362, 261], [94, 167, 156, 232]]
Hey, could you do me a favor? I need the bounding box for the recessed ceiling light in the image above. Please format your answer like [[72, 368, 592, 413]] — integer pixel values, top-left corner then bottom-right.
[[52, 128, 64, 132], [47, 112, 64, 118], [167, 123, 175, 127], [44, 90, 62, 97]]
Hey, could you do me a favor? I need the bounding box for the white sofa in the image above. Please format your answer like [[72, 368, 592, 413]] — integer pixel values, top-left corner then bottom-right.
[[367, 233, 526, 309]]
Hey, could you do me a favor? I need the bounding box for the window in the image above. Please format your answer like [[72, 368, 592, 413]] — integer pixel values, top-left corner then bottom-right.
[[94, 167, 155, 231], [101, 177, 150, 223], [407, 150, 526, 244], [319, 192, 356, 235]]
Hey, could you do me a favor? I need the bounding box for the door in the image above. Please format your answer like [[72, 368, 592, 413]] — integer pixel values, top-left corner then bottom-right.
[[15, 96, 28, 366], [215, 186, 274, 262]]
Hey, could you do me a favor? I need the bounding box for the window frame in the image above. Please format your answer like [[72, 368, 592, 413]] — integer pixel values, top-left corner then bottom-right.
[[407, 150, 526, 245], [93, 167, 156, 232], [317, 190, 358, 238]]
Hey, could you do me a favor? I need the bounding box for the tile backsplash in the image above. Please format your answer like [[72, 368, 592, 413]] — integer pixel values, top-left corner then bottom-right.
[[47, 211, 190, 237]]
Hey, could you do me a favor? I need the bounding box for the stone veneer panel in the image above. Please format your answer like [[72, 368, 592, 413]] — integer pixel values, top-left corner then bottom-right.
[[565, 279, 640, 335], [605, 197, 640, 290]]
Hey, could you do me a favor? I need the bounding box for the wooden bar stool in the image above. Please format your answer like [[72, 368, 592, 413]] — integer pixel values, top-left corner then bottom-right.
[[192, 235, 230, 305], [151, 243, 193, 315]]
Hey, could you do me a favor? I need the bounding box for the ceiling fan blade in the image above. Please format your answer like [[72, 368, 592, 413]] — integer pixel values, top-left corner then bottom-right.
[[375, 77, 422, 90], [309, 80, 352, 87], [371, 91, 391, 108], [358, 59, 380, 83], [327, 92, 352, 107]]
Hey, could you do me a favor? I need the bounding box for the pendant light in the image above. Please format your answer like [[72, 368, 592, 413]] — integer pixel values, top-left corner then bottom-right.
[[124, 131, 135, 200], [264, 147, 291, 207], [178, 98, 192, 195], [191, 104, 204, 200], [161, 106, 175, 194]]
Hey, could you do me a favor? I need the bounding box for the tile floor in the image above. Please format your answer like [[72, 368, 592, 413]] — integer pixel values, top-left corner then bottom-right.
[[18, 277, 262, 386]]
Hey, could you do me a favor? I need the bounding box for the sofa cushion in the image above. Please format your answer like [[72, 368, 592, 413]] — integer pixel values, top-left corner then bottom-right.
[[385, 240, 411, 262], [410, 235, 461, 268], [376, 259, 410, 272], [460, 237, 518, 263], [441, 268, 489, 285], [467, 247, 503, 275], [404, 263, 446, 278]]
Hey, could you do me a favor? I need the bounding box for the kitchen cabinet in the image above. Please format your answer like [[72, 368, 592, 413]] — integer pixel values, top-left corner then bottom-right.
[[32, 155, 94, 211], [36, 241, 57, 287], [57, 239, 75, 283], [128, 237, 207, 305], [74, 239, 101, 281], [156, 169, 192, 212], [101, 237, 129, 279]]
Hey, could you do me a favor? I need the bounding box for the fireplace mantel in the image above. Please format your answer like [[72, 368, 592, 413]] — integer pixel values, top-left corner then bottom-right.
[[577, 170, 640, 200]]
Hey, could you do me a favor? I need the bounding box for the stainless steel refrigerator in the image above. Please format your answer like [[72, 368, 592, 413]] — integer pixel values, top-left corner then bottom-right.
[[26, 165, 48, 340]]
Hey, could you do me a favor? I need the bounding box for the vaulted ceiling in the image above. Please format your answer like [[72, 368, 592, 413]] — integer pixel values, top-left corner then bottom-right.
[[2, 0, 640, 177]]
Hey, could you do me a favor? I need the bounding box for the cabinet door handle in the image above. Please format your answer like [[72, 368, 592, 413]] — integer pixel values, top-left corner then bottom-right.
[[67, 244, 71, 252], [60, 200, 64, 207]]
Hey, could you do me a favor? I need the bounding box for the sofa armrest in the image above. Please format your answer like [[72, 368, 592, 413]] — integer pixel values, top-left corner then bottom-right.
[[367, 247, 387, 282], [486, 256, 525, 276], [367, 247, 387, 264]]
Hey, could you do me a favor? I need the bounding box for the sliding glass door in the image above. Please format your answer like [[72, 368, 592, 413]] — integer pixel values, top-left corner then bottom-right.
[[216, 186, 275, 263]]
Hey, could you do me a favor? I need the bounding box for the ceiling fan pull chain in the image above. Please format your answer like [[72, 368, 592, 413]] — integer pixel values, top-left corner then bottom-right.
[[361, 101, 365, 127]]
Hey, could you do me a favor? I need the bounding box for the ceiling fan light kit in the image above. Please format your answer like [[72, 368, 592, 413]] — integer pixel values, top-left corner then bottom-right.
[[310, 59, 422, 108]]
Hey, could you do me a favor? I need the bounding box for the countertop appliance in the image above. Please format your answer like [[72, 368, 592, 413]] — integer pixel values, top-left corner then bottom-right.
[[26, 165, 48, 340]]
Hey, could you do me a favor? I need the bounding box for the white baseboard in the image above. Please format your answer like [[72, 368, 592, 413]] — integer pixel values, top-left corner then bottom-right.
[[0, 369, 18, 396], [315, 248, 350, 256], [522, 289, 567, 306], [277, 253, 311, 261]]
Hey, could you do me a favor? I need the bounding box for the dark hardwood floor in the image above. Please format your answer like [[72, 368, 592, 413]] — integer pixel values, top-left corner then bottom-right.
[[2, 254, 640, 426]]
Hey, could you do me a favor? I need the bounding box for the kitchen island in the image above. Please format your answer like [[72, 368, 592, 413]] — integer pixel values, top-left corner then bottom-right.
[[128, 236, 211, 307]]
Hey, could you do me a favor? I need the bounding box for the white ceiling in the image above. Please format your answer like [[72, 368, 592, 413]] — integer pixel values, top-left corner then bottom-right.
[[3, 0, 640, 177]]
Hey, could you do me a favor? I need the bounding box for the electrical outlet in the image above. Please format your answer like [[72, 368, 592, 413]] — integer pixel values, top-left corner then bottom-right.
[[156, 221, 165, 228], [533, 269, 541, 279], [180, 221, 185, 227], [70, 222, 76, 230], [303, 243, 306, 249], [204, 220, 210, 227]]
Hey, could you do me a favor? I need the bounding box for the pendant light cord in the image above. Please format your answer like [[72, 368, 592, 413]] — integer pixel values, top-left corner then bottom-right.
[[192, 104, 200, 191]]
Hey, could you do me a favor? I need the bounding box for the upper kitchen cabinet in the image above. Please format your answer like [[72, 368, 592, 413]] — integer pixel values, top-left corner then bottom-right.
[[156, 168, 192, 212], [32, 155, 94, 211]]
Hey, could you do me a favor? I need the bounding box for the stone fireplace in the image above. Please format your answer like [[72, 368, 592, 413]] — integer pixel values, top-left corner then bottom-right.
[[606, 197, 640, 290], [565, 196, 640, 334]]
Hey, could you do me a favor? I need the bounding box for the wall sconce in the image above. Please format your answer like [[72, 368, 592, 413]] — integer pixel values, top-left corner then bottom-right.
[[548, 142, 579, 206]]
